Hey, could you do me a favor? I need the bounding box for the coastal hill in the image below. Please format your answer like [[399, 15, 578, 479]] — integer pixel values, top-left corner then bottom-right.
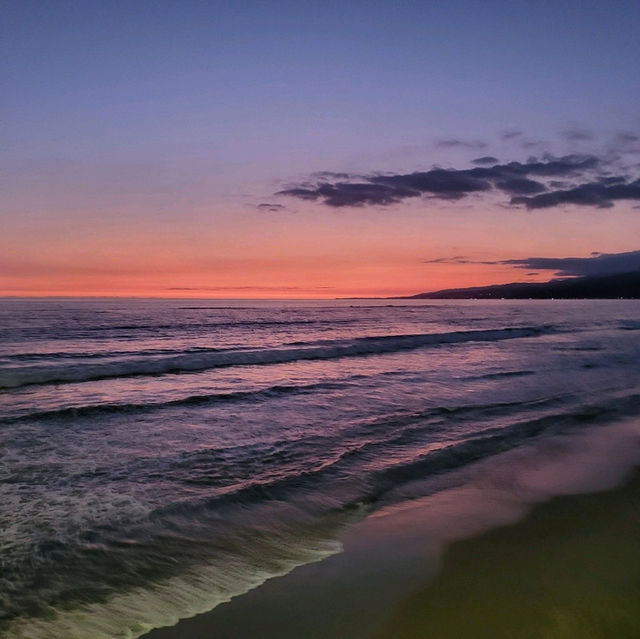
[[408, 270, 640, 299]]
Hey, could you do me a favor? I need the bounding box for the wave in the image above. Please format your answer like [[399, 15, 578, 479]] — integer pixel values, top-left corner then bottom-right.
[[7, 412, 640, 639], [4, 389, 640, 639], [619, 320, 640, 330], [462, 370, 536, 381], [0, 325, 553, 389], [1, 380, 347, 423], [3, 375, 563, 425], [145, 391, 635, 523], [1, 501, 351, 639], [81, 318, 359, 331], [2, 345, 239, 362], [372, 391, 640, 500], [0, 318, 359, 341]]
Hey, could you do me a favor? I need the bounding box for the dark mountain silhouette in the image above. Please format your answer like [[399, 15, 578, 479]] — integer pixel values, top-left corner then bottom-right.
[[408, 270, 640, 299]]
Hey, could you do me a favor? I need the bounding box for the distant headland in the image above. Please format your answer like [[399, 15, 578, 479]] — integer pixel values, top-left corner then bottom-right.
[[403, 270, 640, 299]]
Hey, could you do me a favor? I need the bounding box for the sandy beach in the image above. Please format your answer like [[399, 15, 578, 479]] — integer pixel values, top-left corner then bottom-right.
[[145, 431, 640, 639], [376, 471, 640, 638]]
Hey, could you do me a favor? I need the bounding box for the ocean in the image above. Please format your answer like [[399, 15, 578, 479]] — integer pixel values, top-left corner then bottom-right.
[[1, 298, 640, 638]]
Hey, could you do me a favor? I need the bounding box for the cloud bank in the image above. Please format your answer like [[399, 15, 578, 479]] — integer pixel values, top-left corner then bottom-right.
[[503, 249, 640, 276], [276, 149, 640, 210], [511, 179, 640, 209], [425, 249, 640, 278]]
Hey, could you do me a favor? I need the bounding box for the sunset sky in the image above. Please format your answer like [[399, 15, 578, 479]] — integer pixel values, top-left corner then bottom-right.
[[3, 1, 640, 298]]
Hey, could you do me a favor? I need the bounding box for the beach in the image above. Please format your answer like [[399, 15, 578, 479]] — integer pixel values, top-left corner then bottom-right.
[[145, 416, 640, 639], [2, 298, 640, 638], [6, 3, 640, 637], [377, 471, 640, 639]]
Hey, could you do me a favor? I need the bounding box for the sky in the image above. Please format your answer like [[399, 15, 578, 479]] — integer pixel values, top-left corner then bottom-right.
[[2, 0, 640, 298]]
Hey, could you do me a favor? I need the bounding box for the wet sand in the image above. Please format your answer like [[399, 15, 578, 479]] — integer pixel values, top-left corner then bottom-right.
[[375, 471, 640, 638], [143, 459, 640, 639]]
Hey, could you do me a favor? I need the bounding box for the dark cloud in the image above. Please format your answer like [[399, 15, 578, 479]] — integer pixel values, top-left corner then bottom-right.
[[278, 155, 606, 208], [502, 249, 640, 277], [311, 171, 354, 180], [597, 175, 628, 186], [512, 178, 640, 209], [562, 128, 595, 142], [277, 152, 640, 211], [472, 156, 499, 165], [277, 187, 320, 202], [371, 169, 491, 198], [436, 138, 488, 149], [278, 181, 419, 207], [424, 249, 640, 278], [257, 203, 287, 212], [507, 154, 599, 176], [494, 177, 546, 195]]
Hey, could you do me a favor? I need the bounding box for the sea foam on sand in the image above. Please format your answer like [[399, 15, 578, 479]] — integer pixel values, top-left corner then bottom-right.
[[143, 417, 640, 639]]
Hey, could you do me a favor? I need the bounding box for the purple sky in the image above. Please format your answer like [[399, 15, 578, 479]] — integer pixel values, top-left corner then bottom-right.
[[2, 1, 640, 297]]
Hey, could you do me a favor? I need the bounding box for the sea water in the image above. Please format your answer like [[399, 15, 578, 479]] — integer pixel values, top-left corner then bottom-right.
[[1, 298, 640, 638]]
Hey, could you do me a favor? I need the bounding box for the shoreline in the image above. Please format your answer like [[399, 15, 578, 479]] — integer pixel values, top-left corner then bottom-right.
[[376, 470, 640, 638], [143, 421, 640, 639]]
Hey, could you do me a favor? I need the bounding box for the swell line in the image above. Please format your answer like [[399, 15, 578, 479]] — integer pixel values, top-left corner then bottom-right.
[[0, 325, 553, 390], [0, 380, 346, 424], [143, 390, 640, 526]]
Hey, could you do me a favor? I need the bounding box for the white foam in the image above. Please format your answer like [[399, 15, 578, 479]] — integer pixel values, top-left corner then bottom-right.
[[4, 533, 342, 639]]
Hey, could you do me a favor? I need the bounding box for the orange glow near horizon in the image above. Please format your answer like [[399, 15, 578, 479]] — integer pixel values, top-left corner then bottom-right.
[[4, 201, 640, 299], [4, 4, 640, 301], [0, 260, 616, 299]]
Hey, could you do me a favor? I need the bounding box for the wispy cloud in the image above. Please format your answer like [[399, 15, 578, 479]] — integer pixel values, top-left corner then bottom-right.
[[436, 138, 488, 150], [423, 256, 482, 265], [501, 129, 523, 140], [167, 285, 307, 291], [257, 203, 287, 212], [472, 156, 499, 165], [561, 127, 595, 142]]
